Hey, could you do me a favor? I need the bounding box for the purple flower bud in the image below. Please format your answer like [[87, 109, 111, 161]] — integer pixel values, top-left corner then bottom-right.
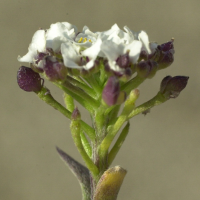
[[35, 52, 47, 65], [102, 76, 120, 106], [17, 66, 43, 92], [158, 49, 174, 69], [116, 53, 130, 68], [44, 56, 67, 81], [136, 60, 158, 79], [139, 50, 148, 60], [119, 68, 132, 82], [71, 107, 81, 120], [158, 39, 174, 52], [157, 39, 175, 69], [160, 76, 189, 99]]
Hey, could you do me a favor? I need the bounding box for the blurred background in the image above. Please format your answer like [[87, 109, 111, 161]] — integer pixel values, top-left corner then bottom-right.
[[1, 0, 200, 199]]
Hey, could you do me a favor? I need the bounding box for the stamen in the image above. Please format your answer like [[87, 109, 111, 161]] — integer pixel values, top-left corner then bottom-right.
[[78, 37, 83, 43]]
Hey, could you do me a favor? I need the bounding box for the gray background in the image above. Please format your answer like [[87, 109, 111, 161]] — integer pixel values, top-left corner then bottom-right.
[[1, 0, 200, 199]]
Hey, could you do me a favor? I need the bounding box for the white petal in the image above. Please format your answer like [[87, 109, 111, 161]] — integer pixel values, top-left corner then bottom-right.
[[61, 42, 82, 69], [82, 38, 102, 59], [108, 61, 123, 72], [46, 22, 77, 51], [149, 42, 158, 53], [138, 31, 151, 54], [125, 40, 142, 63], [101, 40, 123, 61], [85, 60, 95, 70], [18, 30, 46, 63]]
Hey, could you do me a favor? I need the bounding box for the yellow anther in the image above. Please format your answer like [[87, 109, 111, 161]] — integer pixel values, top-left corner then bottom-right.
[[78, 37, 83, 43], [89, 39, 92, 43], [83, 38, 87, 43]]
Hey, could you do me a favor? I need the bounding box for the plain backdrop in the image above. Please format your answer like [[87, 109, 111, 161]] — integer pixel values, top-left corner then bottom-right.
[[1, 0, 200, 199]]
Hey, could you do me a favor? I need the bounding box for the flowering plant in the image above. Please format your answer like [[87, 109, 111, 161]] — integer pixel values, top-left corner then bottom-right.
[[17, 22, 188, 200]]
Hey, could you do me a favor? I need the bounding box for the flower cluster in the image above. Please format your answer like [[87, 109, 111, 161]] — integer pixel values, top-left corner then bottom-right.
[[18, 22, 174, 82]]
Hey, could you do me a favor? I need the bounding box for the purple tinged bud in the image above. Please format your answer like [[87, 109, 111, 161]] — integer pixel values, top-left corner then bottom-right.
[[116, 53, 130, 68], [102, 76, 120, 106], [139, 50, 148, 60], [119, 68, 132, 82], [30, 63, 44, 73], [160, 76, 189, 99], [17, 66, 43, 92], [136, 60, 158, 79], [35, 52, 47, 65], [158, 39, 174, 52], [71, 107, 81, 120], [158, 49, 174, 69], [157, 39, 175, 69], [44, 56, 67, 81]]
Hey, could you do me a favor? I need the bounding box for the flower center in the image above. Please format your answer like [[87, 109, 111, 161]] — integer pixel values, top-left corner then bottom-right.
[[78, 37, 92, 43]]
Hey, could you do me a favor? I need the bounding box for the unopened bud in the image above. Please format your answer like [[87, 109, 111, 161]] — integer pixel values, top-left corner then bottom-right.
[[160, 76, 189, 99], [102, 76, 120, 106], [71, 107, 81, 120], [119, 68, 132, 82], [157, 39, 175, 69], [17, 66, 43, 92], [159, 39, 174, 52], [44, 56, 67, 81], [116, 53, 130, 68], [136, 60, 158, 79]]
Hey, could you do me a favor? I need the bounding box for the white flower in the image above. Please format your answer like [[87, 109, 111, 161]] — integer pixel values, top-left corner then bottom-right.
[[61, 38, 102, 70], [101, 40, 142, 72], [138, 31, 151, 54], [46, 22, 78, 52], [124, 26, 151, 54], [73, 26, 98, 49], [18, 30, 46, 66], [98, 24, 133, 45]]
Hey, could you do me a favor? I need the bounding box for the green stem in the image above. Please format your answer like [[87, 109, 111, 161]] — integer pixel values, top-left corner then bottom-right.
[[108, 122, 130, 166], [36, 87, 96, 141], [85, 75, 102, 97], [63, 79, 100, 109], [107, 105, 120, 126], [66, 75, 97, 99], [71, 119, 99, 181], [54, 81, 98, 113], [80, 130, 92, 158], [128, 92, 167, 119], [99, 62, 107, 86], [37, 87, 71, 118], [99, 115, 128, 160], [63, 93, 74, 112], [121, 76, 145, 94], [80, 121, 96, 141]]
